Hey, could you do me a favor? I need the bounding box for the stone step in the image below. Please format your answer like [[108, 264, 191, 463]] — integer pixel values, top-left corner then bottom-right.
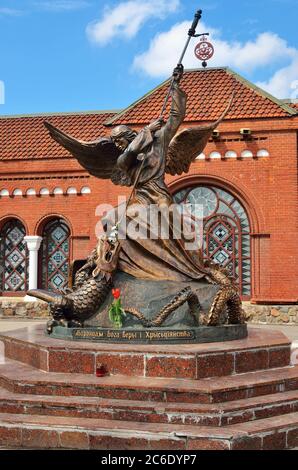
[[0, 325, 291, 379], [0, 411, 297, 449], [0, 358, 298, 404], [0, 386, 297, 427]]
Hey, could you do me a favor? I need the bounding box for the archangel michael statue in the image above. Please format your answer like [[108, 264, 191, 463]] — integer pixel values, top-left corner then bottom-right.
[[29, 65, 244, 332]]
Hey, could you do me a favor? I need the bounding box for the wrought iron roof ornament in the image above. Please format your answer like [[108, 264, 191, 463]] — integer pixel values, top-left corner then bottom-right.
[[194, 34, 214, 68]]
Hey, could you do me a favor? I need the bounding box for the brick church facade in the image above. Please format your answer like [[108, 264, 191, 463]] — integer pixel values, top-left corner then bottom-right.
[[0, 67, 297, 304]]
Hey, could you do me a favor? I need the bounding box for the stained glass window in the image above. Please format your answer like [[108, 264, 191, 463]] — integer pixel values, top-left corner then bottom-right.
[[174, 186, 251, 296], [40, 219, 70, 292], [0, 220, 28, 292]]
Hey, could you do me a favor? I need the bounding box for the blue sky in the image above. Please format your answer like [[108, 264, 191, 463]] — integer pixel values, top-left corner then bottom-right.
[[0, 0, 297, 115]]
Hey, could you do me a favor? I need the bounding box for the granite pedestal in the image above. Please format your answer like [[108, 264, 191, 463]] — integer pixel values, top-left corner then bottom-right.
[[0, 325, 297, 449]]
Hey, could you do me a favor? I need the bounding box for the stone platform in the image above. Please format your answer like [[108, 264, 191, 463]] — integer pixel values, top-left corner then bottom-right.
[[0, 325, 297, 449]]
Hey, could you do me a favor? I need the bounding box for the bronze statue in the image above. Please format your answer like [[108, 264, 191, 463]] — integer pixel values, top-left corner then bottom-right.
[[29, 65, 244, 332], [28, 11, 245, 333]]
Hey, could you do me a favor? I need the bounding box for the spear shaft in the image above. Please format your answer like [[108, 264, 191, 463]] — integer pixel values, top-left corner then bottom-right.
[[159, 9, 202, 119]]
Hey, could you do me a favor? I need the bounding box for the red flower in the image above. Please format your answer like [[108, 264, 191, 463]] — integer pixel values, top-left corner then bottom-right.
[[112, 288, 121, 299]]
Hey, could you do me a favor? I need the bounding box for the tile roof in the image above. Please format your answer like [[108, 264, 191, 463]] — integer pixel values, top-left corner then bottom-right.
[[0, 111, 117, 160], [1, 68, 296, 162], [106, 67, 296, 126], [288, 102, 298, 111]]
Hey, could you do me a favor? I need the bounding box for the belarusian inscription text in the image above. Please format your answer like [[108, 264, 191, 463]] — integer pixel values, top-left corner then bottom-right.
[[72, 328, 195, 342]]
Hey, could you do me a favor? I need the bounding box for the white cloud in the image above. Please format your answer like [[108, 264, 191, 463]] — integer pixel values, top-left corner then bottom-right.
[[132, 20, 298, 98], [35, 1, 90, 11], [86, 0, 180, 46], [133, 21, 296, 76], [257, 56, 298, 99], [133, 21, 193, 77]]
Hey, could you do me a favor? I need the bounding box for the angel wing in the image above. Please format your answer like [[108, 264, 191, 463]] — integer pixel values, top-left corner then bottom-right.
[[44, 121, 131, 186], [165, 95, 234, 176]]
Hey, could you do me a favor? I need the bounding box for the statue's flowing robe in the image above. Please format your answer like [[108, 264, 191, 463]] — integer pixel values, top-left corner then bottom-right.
[[102, 83, 210, 283]]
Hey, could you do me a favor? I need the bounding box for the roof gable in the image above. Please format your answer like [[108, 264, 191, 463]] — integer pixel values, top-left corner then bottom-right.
[[106, 67, 296, 126]]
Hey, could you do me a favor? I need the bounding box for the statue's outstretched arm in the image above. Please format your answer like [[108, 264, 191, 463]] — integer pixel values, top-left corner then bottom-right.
[[162, 81, 187, 146], [165, 93, 234, 176]]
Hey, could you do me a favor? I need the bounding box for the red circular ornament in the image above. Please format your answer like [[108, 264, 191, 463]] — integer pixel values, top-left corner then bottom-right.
[[194, 40, 214, 61]]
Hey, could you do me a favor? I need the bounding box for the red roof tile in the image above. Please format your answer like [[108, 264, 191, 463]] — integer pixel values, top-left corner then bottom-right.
[[106, 68, 296, 126], [288, 102, 298, 111], [0, 111, 116, 161]]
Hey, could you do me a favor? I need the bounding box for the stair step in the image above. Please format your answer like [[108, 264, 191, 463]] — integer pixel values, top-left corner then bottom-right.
[[0, 411, 297, 450], [0, 386, 297, 426], [0, 358, 298, 404]]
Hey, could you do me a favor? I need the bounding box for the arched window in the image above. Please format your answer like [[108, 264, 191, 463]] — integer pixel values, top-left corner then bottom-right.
[[40, 219, 70, 292], [0, 219, 28, 292], [174, 185, 251, 297]]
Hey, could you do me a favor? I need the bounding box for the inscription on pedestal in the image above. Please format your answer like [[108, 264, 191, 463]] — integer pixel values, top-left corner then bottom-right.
[[72, 328, 195, 342], [49, 324, 247, 344]]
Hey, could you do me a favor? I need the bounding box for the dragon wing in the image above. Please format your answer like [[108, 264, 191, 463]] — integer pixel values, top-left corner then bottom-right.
[[165, 94, 234, 176], [44, 121, 131, 186]]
